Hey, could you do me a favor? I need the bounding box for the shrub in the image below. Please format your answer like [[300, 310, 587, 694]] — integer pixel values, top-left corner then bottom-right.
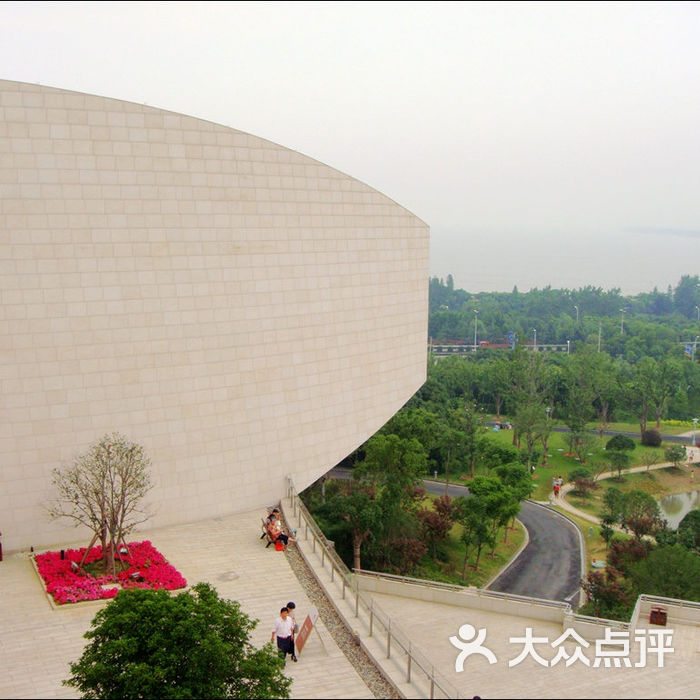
[[641, 429, 662, 447], [64, 583, 291, 699], [568, 468, 597, 498], [568, 467, 593, 483], [605, 435, 636, 452], [573, 477, 597, 499]]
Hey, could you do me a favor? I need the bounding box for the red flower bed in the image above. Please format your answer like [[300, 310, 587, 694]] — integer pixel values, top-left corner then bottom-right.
[[34, 541, 187, 605]]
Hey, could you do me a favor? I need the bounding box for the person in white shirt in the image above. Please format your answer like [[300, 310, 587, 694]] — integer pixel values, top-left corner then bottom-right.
[[286, 601, 298, 660], [270, 607, 296, 662]]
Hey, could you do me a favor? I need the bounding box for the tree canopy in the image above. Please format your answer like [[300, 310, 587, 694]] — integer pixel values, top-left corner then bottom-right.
[[65, 582, 291, 699]]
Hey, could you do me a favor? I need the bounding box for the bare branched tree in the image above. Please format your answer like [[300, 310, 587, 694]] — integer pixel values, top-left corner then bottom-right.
[[48, 433, 153, 575]]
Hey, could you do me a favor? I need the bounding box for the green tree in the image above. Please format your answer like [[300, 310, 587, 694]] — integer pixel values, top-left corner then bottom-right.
[[482, 356, 511, 419], [493, 463, 534, 501], [562, 350, 597, 453], [600, 521, 615, 549], [622, 490, 663, 539], [673, 274, 700, 318], [354, 433, 427, 570], [590, 353, 621, 437], [468, 475, 518, 551], [460, 400, 485, 479], [630, 544, 700, 600], [649, 359, 682, 427], [628, 357, 678, 435], [607, 450, 632, 480], [434, 409, 469, 488], [453, 493, 494, 578], [320, 480, 381, 572], [602, 486, 625, 522], [356, 433, 427, 512], [65, 583, 291, 699], [508, 347, 549, 468], [640, 448, 660, 472], [479, 441, 519, 473], [665, 444, 687, 469], [678, 510, 700, 552], [493, 463, 534, 536]]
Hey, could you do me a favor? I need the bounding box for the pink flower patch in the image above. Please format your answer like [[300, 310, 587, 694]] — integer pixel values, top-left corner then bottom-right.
[[35, 541, 187, 604]]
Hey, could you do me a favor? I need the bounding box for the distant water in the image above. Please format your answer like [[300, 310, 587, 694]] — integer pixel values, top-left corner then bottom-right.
[[430, 227, 700, 295], [658, 490, 699, 529]]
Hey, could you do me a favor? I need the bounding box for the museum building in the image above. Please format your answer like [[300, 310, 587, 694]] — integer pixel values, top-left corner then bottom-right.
[[0, 80, 429, 552]]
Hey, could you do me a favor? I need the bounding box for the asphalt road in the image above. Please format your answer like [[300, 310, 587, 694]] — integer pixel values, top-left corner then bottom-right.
[[486, 500, 582, 606], [329, 468, 583, 605]]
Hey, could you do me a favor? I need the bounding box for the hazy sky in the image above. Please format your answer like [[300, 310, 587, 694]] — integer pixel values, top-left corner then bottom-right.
[[2, 1, 699, 294]]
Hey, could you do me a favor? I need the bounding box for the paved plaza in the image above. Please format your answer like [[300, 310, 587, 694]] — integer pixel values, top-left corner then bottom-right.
[[368, 591, 699, 699], [0, 510, 372, 699], [2, 501, 699, 699]]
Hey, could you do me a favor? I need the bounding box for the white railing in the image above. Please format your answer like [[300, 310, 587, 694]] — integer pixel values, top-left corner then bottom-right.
[[286, 476, 460, 700]]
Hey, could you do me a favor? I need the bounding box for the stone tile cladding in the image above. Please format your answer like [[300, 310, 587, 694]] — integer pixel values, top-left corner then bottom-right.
[[0, 80, 428, 552]]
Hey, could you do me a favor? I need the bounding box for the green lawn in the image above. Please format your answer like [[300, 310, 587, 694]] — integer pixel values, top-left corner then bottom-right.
[[491, 416, 697, 436], [447, 427, 670, 501]]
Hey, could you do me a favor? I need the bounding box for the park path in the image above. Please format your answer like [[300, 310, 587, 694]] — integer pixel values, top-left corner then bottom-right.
[[556, 453, 699, 526]]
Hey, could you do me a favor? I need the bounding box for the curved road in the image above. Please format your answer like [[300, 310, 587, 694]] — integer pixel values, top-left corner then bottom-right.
[[329, 468, 582, 605], [487, 500, 581, 606]]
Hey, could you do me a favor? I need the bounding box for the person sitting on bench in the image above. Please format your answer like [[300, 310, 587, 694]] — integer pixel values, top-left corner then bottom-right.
[[260, 508, 281, 542], [267, 513, 294, 546]]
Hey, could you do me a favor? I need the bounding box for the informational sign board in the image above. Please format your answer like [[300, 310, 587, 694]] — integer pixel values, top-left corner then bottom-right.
[[295, 605, 319, 656]]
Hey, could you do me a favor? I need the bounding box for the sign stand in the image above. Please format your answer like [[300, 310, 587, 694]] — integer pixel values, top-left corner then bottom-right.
[[295, 605, 327, 656]]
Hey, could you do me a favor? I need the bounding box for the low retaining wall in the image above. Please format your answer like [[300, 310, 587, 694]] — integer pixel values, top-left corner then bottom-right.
[[356, 572, 569, 625]]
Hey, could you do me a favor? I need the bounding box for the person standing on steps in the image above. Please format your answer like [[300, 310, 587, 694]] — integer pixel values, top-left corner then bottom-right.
[[271, 607, 296, 662], [286, 601, 298, 662]]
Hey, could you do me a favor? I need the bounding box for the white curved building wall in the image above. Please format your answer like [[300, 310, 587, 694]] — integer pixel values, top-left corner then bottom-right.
[[0, 80, 429, 552]]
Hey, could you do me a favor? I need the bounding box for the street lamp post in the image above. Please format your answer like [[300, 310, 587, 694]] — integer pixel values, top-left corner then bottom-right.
[[574, 305, 579, 322], [533, 328, 537, 351], [474, 309, 479, 350], [567, 339, 570, 355]]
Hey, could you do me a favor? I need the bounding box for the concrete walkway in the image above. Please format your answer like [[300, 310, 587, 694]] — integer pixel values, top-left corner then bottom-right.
[[284, 491, 700, 699], [0, 510, 372, 699]]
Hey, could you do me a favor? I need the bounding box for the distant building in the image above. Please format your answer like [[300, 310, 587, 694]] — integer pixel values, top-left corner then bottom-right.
[[0, 80, 429, 552]]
